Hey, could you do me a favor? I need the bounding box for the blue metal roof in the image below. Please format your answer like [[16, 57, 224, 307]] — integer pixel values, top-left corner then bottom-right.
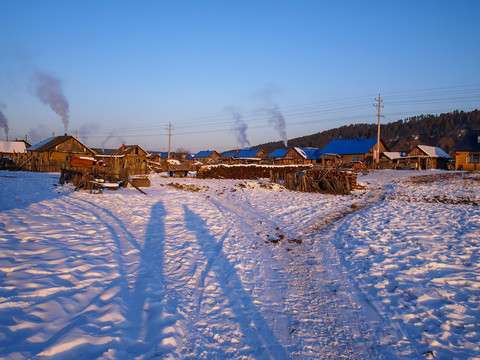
[[267, 149, 289, 158], [194, 150, 216, 158], [235, 149, 261, 158], [221, 151, 238, 158], [294, 147, 323, 160], [320, 138, 378, 155]]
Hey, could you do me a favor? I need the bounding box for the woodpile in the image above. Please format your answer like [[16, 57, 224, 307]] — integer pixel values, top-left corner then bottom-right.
[[197, 164, 311, 180], [270, 169, 358, 195]]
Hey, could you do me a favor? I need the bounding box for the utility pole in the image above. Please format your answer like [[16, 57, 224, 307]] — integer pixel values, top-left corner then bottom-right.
[[166, 122, 173, 159], [374, 95, 383, 166]]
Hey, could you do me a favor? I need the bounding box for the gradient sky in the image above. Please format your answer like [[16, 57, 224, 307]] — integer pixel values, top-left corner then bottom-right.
[[1, 0, 479, 152]]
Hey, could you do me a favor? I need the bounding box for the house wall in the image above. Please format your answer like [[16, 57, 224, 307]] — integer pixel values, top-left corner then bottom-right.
[[456, 151, 480, 170]]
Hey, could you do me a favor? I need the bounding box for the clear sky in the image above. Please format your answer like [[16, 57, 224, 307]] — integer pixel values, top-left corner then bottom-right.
[[1, 0, 479, 152]]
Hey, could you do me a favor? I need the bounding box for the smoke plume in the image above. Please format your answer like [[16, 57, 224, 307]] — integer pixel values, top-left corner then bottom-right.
[[226, 107, 251, 149], [255, 84, 288, 148], [78, 124, 100, 144], [101, 131, 126, 153], [0, 103, 8, 139], [27, 125, 50, 144], [268, 106, 287, 148], [34, 70, 69, 133]]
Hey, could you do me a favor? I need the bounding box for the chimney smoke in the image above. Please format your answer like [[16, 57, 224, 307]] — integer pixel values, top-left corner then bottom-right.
[[33, 70, 69, 133], [0, 109, 9, 140], [226, 107, 251, 149]]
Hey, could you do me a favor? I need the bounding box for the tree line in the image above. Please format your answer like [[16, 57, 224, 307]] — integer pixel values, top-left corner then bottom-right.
[[255, 109, 480, 156]]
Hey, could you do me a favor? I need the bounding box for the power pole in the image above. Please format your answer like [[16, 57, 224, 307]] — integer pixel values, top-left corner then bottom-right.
[[374, 95, 383, 166], [166, 122, 173, 159]]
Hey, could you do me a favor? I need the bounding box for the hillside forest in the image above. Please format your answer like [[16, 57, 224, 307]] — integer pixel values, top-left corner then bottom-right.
[[255, 109, 480, 156]]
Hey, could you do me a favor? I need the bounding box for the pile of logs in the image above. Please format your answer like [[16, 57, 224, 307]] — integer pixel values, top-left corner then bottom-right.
[[197, 164, 311, 180], [270, 169, 358, 195]]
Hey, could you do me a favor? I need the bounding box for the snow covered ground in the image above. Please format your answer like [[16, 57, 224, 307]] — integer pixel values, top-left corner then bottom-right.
[[0, 169, 479, 359]]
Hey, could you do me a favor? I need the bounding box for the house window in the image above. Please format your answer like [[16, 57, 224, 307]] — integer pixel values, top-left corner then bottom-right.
[[468, 153, 480, 163], [352, 156, 360, 162]]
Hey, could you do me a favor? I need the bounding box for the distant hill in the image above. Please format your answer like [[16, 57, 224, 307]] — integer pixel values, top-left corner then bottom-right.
[[252, 109, 480, 156]]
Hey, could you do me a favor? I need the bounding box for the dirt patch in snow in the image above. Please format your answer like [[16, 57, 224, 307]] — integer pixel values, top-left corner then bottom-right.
[[167, 182, 208, 192]]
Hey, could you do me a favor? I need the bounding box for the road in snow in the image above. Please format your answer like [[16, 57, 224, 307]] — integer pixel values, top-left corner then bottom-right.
[[0, 170, 479, 359]]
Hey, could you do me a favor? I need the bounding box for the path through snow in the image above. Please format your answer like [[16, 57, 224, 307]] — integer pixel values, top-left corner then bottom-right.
[[0, 170, 479, 359]]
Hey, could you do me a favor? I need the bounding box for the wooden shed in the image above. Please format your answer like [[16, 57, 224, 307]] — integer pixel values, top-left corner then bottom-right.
[[23, 135, 95, 172], [404, 145, 451, 170], [97, 144, 150, 176]]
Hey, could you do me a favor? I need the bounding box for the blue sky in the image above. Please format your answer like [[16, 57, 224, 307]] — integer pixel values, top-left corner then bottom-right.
[[1, 0, 479, 152]]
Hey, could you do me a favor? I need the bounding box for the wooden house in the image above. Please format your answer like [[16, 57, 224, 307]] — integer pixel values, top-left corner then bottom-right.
[[193, 150, 220, 164], [265, 147, 323, 165], [378, 152, 405, 169], [219, 151, 238, 164], [0, 140, 30, 170], [455, 129, 480, 170], [24, 135, 95, 172], [233, 149, 265, 164], [97, 144, 150, 176], [266, 149, 290, 164], [147, 152, 179, 162], [404, 145, 451, 170], [320, 137, 389, 166], [291, 147, 323, 164]]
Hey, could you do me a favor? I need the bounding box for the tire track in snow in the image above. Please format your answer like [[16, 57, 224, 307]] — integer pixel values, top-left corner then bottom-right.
[[206, 185, 389, 358]]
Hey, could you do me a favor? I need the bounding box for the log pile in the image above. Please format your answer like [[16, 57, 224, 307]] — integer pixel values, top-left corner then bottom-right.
[[270, 169, 358, 195], [197, 164, 311, 180]]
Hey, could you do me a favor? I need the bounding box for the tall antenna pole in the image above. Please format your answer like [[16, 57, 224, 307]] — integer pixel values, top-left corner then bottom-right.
[[374, 95, 383, 166], [167, 122, 172, 159]]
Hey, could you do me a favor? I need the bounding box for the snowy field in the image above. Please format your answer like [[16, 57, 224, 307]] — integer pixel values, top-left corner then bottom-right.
[[0, 169, 479, 359]]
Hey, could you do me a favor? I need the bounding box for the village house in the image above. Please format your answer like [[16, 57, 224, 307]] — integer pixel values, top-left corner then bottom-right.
[[265, 147, 323, 165], [24, 135, 95, 172], [266, 149, 289, 164], [219, 151, 238, 164], [194, 150, 220, 164], [233, 149, 265, 164], [404, 145, 451, 170], [292, 147, 323, 164], [0, 140, 30, 170], [319, 137, 389, 167], [455, 129, 480, 170]]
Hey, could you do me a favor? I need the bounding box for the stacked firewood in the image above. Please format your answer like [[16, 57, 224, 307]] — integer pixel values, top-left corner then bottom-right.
[[197, 165, 311, 180], [270, 169, 358, 195]]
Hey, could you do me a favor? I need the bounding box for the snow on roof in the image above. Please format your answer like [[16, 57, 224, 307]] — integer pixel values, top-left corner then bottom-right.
[[267, 149, 289, 158], [293, 147, 323, 160], [27, 137, 56, 151], [0, 141, 27, 153], [383, 152, 403, 160], [320, 138, 378, 155], [417, 145, 451, 159]]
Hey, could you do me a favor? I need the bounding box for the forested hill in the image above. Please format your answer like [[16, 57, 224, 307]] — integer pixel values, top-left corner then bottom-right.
[[254, 109, 480, 156]]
